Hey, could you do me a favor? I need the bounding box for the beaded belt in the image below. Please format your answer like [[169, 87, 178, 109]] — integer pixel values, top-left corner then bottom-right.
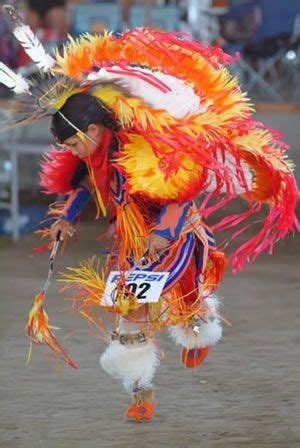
[[111, 330, 147, 345]]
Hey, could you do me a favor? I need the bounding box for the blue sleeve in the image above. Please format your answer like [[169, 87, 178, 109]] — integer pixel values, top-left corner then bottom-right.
[[59, 186, 92, 223]]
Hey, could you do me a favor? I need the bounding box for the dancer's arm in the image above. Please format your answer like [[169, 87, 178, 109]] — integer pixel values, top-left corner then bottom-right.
[[50, 177, 93, 240]]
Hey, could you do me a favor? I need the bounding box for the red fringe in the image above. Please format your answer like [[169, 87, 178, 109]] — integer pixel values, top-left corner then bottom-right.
[[120, 28, 238, 69], [40, 146, 81, 195], [211, 173, 299, 273], [178, 259, 198, 307]]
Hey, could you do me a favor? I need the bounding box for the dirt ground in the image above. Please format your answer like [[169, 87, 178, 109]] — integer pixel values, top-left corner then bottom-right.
[[0, 223, 299, 448]]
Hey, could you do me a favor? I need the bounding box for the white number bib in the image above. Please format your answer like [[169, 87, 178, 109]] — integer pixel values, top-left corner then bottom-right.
[[102, 270, 170, 305]]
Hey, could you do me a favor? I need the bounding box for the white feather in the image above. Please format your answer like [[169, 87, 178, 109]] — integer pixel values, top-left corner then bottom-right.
[[0, 62, 29, 94], [88, 66, 207, 118], [13, 25, 55, 71]]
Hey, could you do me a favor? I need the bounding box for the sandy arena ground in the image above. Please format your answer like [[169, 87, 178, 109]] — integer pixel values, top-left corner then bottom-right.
[[0, 221, 299, 448]]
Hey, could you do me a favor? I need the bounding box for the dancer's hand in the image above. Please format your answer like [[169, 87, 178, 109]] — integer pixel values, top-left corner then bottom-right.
[[51, 219, 72, 241], [146, 233, 170, 258]]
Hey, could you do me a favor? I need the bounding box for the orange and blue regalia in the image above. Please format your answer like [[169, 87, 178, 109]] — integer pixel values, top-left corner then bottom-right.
[[0, 5, 298, 421]]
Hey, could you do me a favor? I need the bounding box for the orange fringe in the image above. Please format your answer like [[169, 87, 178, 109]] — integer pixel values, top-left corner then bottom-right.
[[203, 251, 228, 293], [115, 197, 149, 264]]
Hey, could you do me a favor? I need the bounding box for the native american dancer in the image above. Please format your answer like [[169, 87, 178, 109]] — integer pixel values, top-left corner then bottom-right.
[[1, 5, 298, 421]]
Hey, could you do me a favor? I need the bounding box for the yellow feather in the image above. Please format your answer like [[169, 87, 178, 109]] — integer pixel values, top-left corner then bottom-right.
[[92, 85, 122, 105], [116, 133, 201, 200], [53, 87, 83, 111]]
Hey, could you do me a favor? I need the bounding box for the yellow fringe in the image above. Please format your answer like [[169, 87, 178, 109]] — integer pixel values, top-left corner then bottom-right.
[[86, 156, 107, 218], [60, 257, 143, 316], [59, 257, 105, 306]]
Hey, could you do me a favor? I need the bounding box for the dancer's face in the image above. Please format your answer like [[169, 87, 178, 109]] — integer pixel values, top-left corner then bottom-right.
[[62, 123, 105, 159]]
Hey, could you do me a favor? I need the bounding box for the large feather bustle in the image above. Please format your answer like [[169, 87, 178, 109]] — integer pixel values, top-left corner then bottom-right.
[[0, 62, 29, 94], [42, 28, 298, 270], [56, 29, 246, 118]]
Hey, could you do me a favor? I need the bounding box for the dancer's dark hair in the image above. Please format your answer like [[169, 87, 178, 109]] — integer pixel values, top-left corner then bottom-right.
[[51, 93, 120, 143]]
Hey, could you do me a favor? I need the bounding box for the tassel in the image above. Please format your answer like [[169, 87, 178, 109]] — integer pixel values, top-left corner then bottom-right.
[[25, 291, 78, 369]]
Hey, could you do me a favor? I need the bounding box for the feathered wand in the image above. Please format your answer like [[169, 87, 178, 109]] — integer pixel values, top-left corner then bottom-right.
[[25, 232, 78, 369]]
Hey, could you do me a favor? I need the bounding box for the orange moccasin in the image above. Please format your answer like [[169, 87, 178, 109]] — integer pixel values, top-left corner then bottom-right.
[[181, 346, 209, 368], [126, 401, 154, 422], [126, 388, 155, 422]]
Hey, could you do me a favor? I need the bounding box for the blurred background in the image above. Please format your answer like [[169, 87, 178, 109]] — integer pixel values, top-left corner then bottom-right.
[[0, 0, 299, 239]]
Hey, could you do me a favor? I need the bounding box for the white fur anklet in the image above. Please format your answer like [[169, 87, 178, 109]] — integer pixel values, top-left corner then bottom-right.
[[168, 294, 223, 349], [100, 338, 160, 393]]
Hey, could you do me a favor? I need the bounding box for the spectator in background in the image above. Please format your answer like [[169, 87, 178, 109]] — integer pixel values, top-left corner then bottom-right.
[[0, 7, 18, 96], [26, 0, 68, 39], [120, 0, 154, 29], [17, 0, 69, 67], [0, 9, 15, 66], [183, 0, 225, 44], [218, 1, 260, 47]]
